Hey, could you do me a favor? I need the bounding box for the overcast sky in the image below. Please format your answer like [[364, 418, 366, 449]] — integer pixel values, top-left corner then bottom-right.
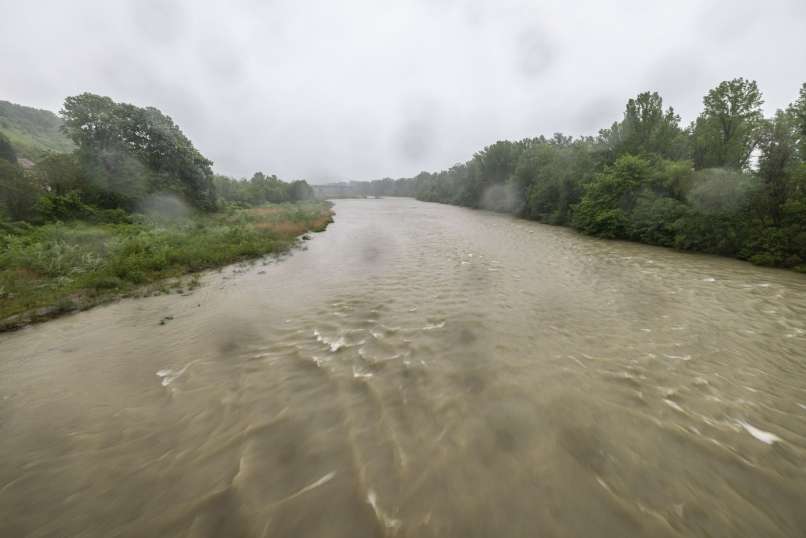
[[1, 0, 804, 182]]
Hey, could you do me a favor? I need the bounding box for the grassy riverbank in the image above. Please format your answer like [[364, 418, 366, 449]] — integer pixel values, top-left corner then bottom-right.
[[0, 201, 333, 330]]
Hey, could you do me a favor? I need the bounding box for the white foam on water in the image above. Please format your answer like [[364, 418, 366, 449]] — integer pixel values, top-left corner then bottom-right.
[[702, 277, 716, 282], [296, 471, 335, 496], [736, 420, 781, 445], [595, 476, 614, 494], [663, 399, 684, 413], [798, 403, 806, 411], [313, 329, 347, 352], [156, 360, 199, 387], [367, 490, 402, 531], [423, 321, 445, 331], [329, 338, 347, 352], [663, 354, 692, 361], [272, 471, 336, 507]]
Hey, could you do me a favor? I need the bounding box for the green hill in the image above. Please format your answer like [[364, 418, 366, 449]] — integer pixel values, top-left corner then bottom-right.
[[0, 100, 74, 162]]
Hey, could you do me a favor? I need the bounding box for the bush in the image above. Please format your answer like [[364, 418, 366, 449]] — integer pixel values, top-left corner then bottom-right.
[[572, 155, 652, 238], [35, 192, 97, 222], [628, 193, 688, 247]]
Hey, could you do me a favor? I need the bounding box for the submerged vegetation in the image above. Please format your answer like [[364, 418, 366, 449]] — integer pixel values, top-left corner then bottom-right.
[[367, 79, 806, 271], [0, 93, 329, 328]]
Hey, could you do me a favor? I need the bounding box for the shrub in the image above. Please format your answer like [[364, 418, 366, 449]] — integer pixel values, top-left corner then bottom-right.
[[35, 192, 97, 222]]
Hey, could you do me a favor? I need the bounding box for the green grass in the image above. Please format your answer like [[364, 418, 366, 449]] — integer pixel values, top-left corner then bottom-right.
[[0, 100, 75, 161], [0, 201, 333, 328]]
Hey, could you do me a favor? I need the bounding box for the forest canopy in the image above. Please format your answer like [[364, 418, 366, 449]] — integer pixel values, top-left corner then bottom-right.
[[361, 79, 806, 270]]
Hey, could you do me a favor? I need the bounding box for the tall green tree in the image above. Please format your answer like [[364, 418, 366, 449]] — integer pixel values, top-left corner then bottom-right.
[[602, 92, 686, 160], [572, 154, 653, 238], [757, 110, 799, 224], [61, 93, 217, 210], [691, 78, 764, 170], [789, 83, 806, 161]]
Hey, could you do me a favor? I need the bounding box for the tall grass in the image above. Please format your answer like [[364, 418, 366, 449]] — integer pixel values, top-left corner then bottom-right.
[[0, 201, 333, 324]]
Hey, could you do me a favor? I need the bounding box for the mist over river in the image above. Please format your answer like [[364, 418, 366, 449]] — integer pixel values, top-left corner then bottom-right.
[[2, 198, 806, 537]]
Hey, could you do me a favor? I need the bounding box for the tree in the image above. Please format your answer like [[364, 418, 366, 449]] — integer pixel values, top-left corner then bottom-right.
[[608, 92, 687, 159], [691, 78, 764, 170], [289, 180, 314, 201], [515, 140, 593, 224], [60, 93, 217, 210], [34, 153, 85, 196], [757, 110, 799, 224], [789, 83, 806, 161], [572, 154, 654, 238], [0, 132, 16, 163], [0, 160, 40, 221]]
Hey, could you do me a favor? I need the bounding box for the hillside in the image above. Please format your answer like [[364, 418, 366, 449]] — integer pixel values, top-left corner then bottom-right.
[[0, 100, 74, 162]]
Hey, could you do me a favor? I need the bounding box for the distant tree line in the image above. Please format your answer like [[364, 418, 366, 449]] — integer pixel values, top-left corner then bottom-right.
[[312, 178, 417, 199], [0, 93, 314, 224], [214, 173, 313, 207], [367, 79, 806, 270]]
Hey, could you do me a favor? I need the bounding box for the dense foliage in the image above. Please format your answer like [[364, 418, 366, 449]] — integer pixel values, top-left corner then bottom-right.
[[369, 79, 806, 271], [214, 173, 314, 206], [0, 93, 315, 223], [60, 93, 218, 210], [0, 94, 326, 324]]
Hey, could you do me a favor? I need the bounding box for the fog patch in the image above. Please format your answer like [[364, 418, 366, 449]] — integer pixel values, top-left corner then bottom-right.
[[197, 35, 246, 80], [697, 1, 760, 42], [140, 193, 191, 219], [394, 98, 440, 163], [480, 182, 523, 214], [130, 0, 185, 45], [687, 169, 759, 215], [87, 148, 150, 201], [574, 94, 622, 133], [515, 27, 553, 78]]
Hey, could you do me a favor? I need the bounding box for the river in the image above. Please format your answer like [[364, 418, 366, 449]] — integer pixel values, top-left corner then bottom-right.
[[2, 198, 806, 537]]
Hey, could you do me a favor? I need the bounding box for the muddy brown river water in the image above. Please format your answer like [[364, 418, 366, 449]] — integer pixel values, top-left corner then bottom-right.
[[2, 198, 806, 537]]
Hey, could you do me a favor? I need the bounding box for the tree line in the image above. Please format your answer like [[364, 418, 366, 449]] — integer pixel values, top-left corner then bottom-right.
[[370, 79, 806, 270], [0, 93, 314, 224]]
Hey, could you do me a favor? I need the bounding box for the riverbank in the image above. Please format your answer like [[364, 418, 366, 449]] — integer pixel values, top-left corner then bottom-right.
[[0, 201, 333, 331]]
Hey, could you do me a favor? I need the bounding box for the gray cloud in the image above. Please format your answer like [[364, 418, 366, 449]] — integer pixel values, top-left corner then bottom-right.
[[0, 0, 804, 182]]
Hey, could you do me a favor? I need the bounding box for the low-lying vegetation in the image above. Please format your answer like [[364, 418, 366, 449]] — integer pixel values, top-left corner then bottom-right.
[[0, 201, 332, 329], [0, 92, 333, 330]]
